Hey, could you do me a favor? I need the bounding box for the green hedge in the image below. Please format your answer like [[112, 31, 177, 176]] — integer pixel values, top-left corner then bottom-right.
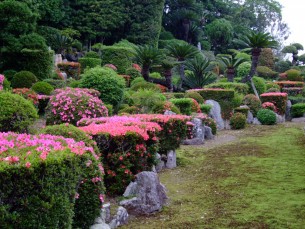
[[205, 82, 249, 95], [257, 109, 276, 125], [282, 87, 303, 96], [31, 81, 54, 95], [184, 91, 204, 104], [170, 98, 193, 115], [200, 104, 213, 114], [11, 71, 38, 89], [79, 57, 102, 73], [256, 66, 278, 79], [291, 103, 305, 117], [260, 92, 288, 115], [242, 94, 261, 116]]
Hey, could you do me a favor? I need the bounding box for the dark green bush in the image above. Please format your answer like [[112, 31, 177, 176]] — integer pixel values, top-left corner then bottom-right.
[[266, 82, 281, 91], [289, 96, 305, 105], [256, 66, 278, 79], [130, 81, 161, 92], [130, 77, 145, 87], [68, 80, 81, 88], [291, 103, 305, 117], [126, 68, 142, 81], [234, 106, 250, 116], [79, 57, 102, 73], [85, 51, 100, 59], [0, 92, 38, 132], [257, 109, 276, 125], [275, 60, 291, 73], [242, 94, 261, 116], [205, 82, 249, 95], [248, 76, 266, 95], [230, 112, 246, 129], [105, 104, 113, 116], [3, 79, 11, 90], [118, 105, 140, 114], [31, 81, 54, 95], [170, 98, 193, 115], [200, 104, 213, 114], [2, 69, 17, 81], [43, 79, 67, 89], [11, 71, 38, 89], [80, 67, 126, 107], [184, 91, 204, 104]]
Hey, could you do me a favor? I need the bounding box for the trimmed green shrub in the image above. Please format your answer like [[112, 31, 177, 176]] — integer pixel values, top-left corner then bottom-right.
[[118, 105, 140, 114], [80, 67, 126, 107], [163, 92, 185, 99], [0, 132, 104, 228], [79, 57, 102, 73], [257, 109, 276, 125], [258, 48, 275, 69], [11, 71, 38, 89], [130, 81, 161, 92], [85, 51, 100, 59], [230, 112, 246, 129], [234, 106, 250, 116], [282, 87, 303, 96], [0, 92, 38, 132], [130, 77, 145, 87], [260, 92, 288, 115], [236, 52, 251, 62], [205, 82, 249, 95], [152, 101, 181, 114], [68, 80, 82, 88], [126, 68, 142, 81], [242, 94, 261, 116], [275, 60, 291, 73], [289, 96, 305, 105], [200, 104, 213, 114], [31, 81, 54, 95], [237, 62, 251, 78], [2, 69, 17, 81], [249, 76, 266, 95], [285, 69, 302, 81], [3, 79, 11, 91], [266, 82, 281, 91], [170, 98, 193, 115], [150, 72, 162, 79], [184, 91, 204, 104], [57, 62, 81, 80], [98, 45, 134, 74], [256, 66, 278, 79], [291, 103, 305, 117], [43, 79, 66, 89]]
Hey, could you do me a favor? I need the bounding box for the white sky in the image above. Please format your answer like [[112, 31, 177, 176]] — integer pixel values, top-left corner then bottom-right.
[[277, 0, 305, 54]]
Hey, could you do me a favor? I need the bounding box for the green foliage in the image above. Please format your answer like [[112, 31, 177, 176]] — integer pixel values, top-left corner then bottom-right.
[[159, 30, 175, 40], [126, 68, 142, 81], [130, 81, 161, 92], [68, 80, 81, 88], [3, 79, 11, 91], [266, 82, 281, 91], [200, 104, 213, 114], [288, 96, 305, 105], [258, 48, 275, 69], [195, 88, 235, 101], [0, 92, 38, 132], [256, 66, 278, 79], [130, 77, 145, 87], [237, 62, 251, 78], [257, 109, 276, 125], [291, 103, 305, 117], [205, 82, 249, 95], [275, 60, 291, 73], [230, 113, 246, 129], [105, 104, 113, 116], [43, 79, 67, 89], [151, 101, 181, 114], [242, 94, 261, 116], [150, 72, 162, 79], [234, 106, 250, 116], [85, 51, 100, 59], [285, 69, 302, 81], [184, 91, 204, 104], [235, 52, 251, 62], [170, 98, 193, 115], [31, 81, 54, 95], [11, 71, 38, 89], [79, 58, 102, 73], [57, 62, 81, 80], [118, 105, 140, 115], [80, 67, 125, 107], [249, 76, 266, 95], [2, 70, 17, 81]]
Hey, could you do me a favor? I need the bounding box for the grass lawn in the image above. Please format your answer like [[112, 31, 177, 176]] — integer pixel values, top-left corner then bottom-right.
[[122, 123, 305, 228]]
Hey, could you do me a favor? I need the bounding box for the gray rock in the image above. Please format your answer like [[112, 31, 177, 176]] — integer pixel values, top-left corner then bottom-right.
[[223, 120, 231, 130], [182, 138, 204, 145], [252, 118, 261, 125], [102, 203, 111, 223], [206, 100, 224, 130], [291, 117, 305, 123], [90, 223, 111, 229], [164, 110, 176, 115], [120, 172, 167, 215], [204, 126, 214, 140], [247, 111, 254, 124], [276, 114, 285, 123], [165, 150, 176, 169], [285, 100, 292, 121], [182, 118, 205, 145], [155, 153, 165, 172], [109, 207, 129, 229], [123, 182, 138, 197]]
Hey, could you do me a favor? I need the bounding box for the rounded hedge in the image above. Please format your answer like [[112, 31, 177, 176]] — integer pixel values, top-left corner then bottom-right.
[[31, 81, 54, 95], [2, 69, 17, 81], [80, 67, 125, 107], [184, 91, 204, 104], [11, 71, 38, 89], [242, 94, 261, 116], [237, 62, 251, 78], [0, 92, 38, 132], [130, 81, 161, 92], [257, 109, 276, 125], [230, 112, 246, 129]]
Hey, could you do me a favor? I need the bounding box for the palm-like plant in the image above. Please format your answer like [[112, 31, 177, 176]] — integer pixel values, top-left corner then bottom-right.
[[216, 54, 246, 82], [134, 45, 163, 81], [184, 55, 217, 89], [166, 42, 199, 89], [52, 34, 72, 54], [282, 43, 304, 66]]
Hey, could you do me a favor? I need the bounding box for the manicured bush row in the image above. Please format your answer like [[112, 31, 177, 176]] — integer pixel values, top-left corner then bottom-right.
[[282, 87, 303, 96], [291, 103, 305, 117], [205, 82, 249, 95], [0, 132, 104, 228], [79, 57, 102, 73], [57, 62, 81, 80], [275, 81, 304, 89], [260, 92, 288, 115]]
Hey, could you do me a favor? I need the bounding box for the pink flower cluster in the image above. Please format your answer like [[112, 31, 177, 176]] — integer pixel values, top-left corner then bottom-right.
[[48, 88, 108, 125], [262, 102, 277, 112], [261, 92, 288, 97], [0, 74, 5, 90], [131, 114, 191, 123], [104, 64, 117, 71], [0, 132, 98, 168]]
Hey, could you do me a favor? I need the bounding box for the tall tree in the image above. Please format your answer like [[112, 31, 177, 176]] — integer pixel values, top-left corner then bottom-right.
[[282, 43, 304, 66]]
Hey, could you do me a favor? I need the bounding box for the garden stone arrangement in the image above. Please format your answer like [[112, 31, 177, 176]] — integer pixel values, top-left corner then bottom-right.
[[1, 1, 305, 228]]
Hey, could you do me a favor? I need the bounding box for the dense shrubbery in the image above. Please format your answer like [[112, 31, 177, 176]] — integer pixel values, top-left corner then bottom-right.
[[130, 81, 161, 92], [260, 92, 288, 115], [79, 57, 102, 73], [0, 92, 38, 132], [46, 88, 108, 125], [237, 62, 251, 78], [184, 91, 204, 104], [151, 101, 181, 114], [170, 98, 193, 115], [249, 76, 266, 95], [80, 67, 125, 107], [31, 81, 54, 95], [0, 132, 104, 228], [242, 94, 261, 116], [257, 109, 276, 125], [200, 104, 213, 114], [262, 102, 277, 112], [126, 67, 142, 81], [256, 66, 278, 79], [285, 69, 302, 81], [11, 71, 38, 89], [230, 112, 246, 129], [205, 82, 249, 95], [291, 103, 305, 117], [12, 88, 39, 105]]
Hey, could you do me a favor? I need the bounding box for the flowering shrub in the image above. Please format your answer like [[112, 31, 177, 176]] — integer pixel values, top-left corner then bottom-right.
[[13, 88, 39, 105], [57, 62, 81, 80], [242, 94, 261, 116], [190, 98, 201, 113], [0, 74, 4, 90], [119, 74, 131, 87], [79, 116, 161, 195], [260, 92, 288, 115], [282, 87, 304, 96], [132, 63, 142, 72], [230, 112, 246, 129], [186, 121, 195, 139], [0, 132, 104, 228], [170, 98, 193, 115], [262, 102, 277, 112], [157, 84, 168, 92], [151, 101, 181, 114], [46, 88, 108, 125], [104, 64, 118, 71], [275, 81, 304, 89]]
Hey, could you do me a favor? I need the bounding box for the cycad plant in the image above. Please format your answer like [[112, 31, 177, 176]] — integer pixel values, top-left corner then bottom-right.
[[216, 54, 246, 82]]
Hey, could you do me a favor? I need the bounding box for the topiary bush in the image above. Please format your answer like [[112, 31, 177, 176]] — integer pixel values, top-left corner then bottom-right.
[[262, 102, 277, 112], [12, 88, 39, 106], [0, 92, 38, 133], [249, 76, 266, 95], [130, 81, 161, 92], [242, 94, 261, 116], [184, 91, 204, 104], [205, 82, 249, 95], [258, 48, 275, 69], [291, 103, 305, 117], [11, 71, 38, 89], [0, 132, 104, 229], [200, 104, 213, 114], [230, 112, 246, 129], [170, 98, 193, 115], [80, 67, 126, 107], [46, 88, 108, 125], [257, 109, 276, 125], [260, 92, 288, 115], [256, 66, 278, 79], [237, 62, 251, 78], [31, 81, 54, 95], [285, 69, 302, 81], [266, 82, 281, 91], [79, 57, 102, 73], [152, 101, 181, 114], [85, 51, 100, 59]]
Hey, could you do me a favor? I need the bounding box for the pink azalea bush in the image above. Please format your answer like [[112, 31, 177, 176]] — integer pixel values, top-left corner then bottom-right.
[[0, 74, 4, 90], [46, 87, 108, 125], [260, 92, 288, 115], [0, 132, 104, 228], [262, 102, 277, 112]]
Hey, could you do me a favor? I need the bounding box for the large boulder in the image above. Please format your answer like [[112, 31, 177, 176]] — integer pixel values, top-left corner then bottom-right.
[[285, 100, 292, 121], [206, 100, 224, 130], [165, 150, 176, 169], [247, 111, 254, 124], [120, 172, 167, 215], [182, 118, 205, 145]]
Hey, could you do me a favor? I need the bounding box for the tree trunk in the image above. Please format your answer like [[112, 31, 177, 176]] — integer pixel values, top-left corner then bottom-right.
[[178, 63, 185, 89], [292, 53, 298, 66], [226, 68, 235, 82], [141, 65, 150, 81], [164, 69, 173, 92]]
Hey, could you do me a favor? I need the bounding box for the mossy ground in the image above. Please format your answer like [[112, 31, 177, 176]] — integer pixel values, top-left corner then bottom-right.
[[122, 123, 305, 228]]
